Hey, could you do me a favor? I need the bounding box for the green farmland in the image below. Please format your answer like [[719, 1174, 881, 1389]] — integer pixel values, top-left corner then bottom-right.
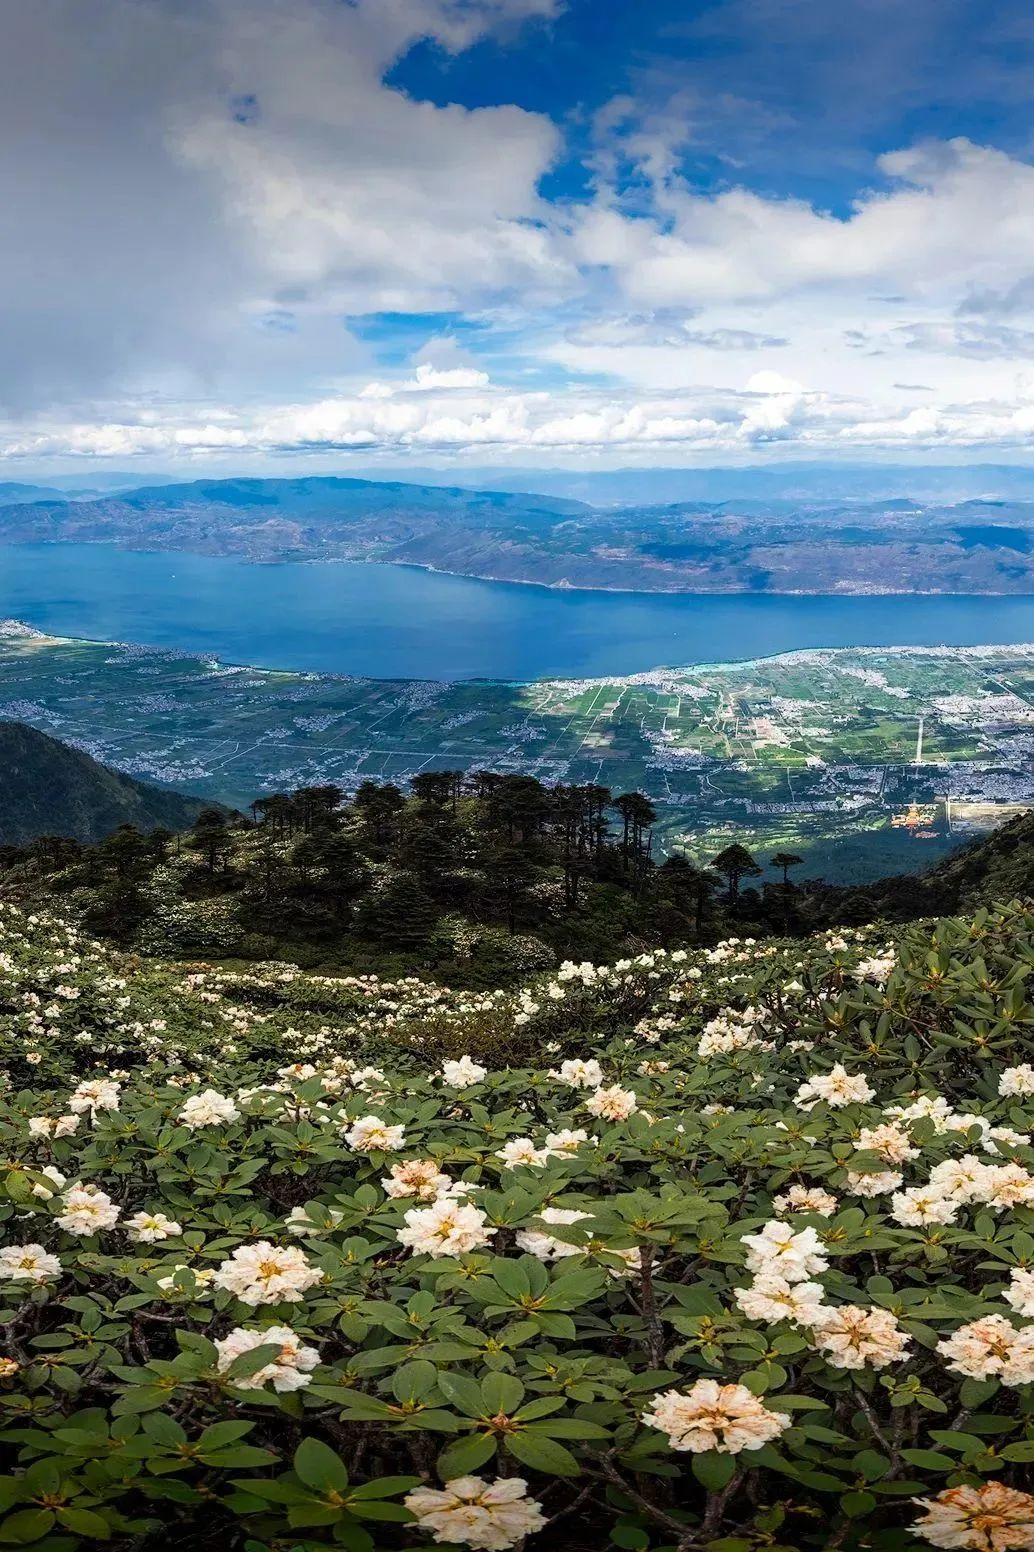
[[1, 622, 1031, 882]]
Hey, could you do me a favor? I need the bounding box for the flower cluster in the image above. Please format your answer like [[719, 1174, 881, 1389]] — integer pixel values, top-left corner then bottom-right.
[[0, 900, 1030, 1549]]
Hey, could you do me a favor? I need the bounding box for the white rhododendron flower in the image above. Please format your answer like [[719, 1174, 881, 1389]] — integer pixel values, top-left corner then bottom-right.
[[68, 1079, 120, 1117], [855, 1123, 919, 1164], [886, 1094, 955, 1129], [56, 1183, 121, 1235], [215, 1326, 320, 1393], [927, 1155, 994, 1203], [125, 1210, 182, 1243], [890, 1187, 959, 1227], [544, 1128, 595, 1155], [795, 1064, 875, 1109], [212, 1242, 322, 1305], [397, 1198, 495, 1258], [178, 1090, 240, 1129], [516, 1206, 591, 1261], [981, 1164, 1034, 1210], [845, 1168, 903, 1197], [439, 1056, 487, 1088], [936, 1316, 1034, 1385], [741, 1221, 829, 1283], [0, 1244, 62, 1284], [911, 1481, 1034, 1549], [808, 1305, 910, 1370], [344, 1115, 406, 1153], [1005, 1268, 1034, 1319], [404, 1476, 546, 1551], [585, 1084, 638, 1121], [643, 1380, 791, 1453], [1000, 1064, 1034, 1097], [735, 1275, 827, 1326], [772, 1184, 838, 1217], [854, 954, 896, 983], [549, 1058, 603, 1089], [381, 1160, 454, 1201], [28, 1115, 79, 1138], [495, 1137, 550, 1169]]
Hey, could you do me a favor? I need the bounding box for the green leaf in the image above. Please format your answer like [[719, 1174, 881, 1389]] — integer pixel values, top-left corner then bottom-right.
[[1002, 1442, 1034, 1462], [294, 1437, 349, 1494], [900, 1449, 957, 1471], [609, 1528, 650, 1550], [202, 1446, 278, 1468], [691, 1453, 736, 1491], [437, 1372, 487, 1419], [197, 1420, 256, 1450], [527, 1419, 609, 1440], [436, 1433, 498, 1480], [481, 1372, 524, 1416], [348, 1477, 421, 1500], [391, 1361, 438, 1406], [142, 1412, 188, 1447], [21, 1463, 60, 1500], [489, 1259, 532, 1301], [55, 1507, 112, 1539], [0, 1508, 57, 1545], [226, 1343, 282, 1381], [505, 1430, 580, 1477]]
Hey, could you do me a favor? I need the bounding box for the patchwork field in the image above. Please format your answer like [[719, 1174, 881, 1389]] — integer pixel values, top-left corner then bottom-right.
[[2, 621, 1033, 881]]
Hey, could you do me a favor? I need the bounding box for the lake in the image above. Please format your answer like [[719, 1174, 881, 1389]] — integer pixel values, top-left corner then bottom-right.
[[0, 542, 1032, 679]]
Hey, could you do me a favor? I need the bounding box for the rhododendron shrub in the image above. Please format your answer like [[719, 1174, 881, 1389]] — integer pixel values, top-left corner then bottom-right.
[[1, 902, 1034, 1547]]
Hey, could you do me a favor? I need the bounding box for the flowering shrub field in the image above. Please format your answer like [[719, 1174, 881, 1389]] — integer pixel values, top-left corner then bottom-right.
[[3, 901, 1034, 1548]]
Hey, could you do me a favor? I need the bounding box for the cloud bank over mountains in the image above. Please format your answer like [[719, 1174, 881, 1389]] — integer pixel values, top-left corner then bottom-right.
[[5, 0, 1034, 467]]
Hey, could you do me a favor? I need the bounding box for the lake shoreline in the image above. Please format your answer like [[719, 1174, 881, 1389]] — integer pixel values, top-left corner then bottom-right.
[[6, 615, 1034, 688], [7, 536, 1034, 599], [2, 543, 1034, 680]]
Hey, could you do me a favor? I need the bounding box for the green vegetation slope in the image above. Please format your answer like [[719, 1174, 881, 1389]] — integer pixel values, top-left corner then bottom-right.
[[1, 897, 1034, 1548], [0, 720, 213, 845], [816, 807, 1034, 923]]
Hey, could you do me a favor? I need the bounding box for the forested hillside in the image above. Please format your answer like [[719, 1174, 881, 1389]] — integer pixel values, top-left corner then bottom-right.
[[815, 807, 1034, 924], [4, 756, 1034, 982], [0, 772, 737, 981], [0, 721, 215, 845]]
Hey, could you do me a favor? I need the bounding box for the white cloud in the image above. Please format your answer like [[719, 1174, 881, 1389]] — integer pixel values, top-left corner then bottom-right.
[[5, 1, 1034, 464], [0, 0, 567, 420], [14, 369, 1034, 462], [570, 138, 1034, 310], [409, 364, 492, 390]]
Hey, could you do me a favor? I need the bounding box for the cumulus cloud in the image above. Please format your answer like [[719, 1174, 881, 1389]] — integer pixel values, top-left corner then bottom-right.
[[0, 0, 565, 422], [5, 0, 1034, 464], [408, 364, 492, 390], [13, 371, 1033, 461], [570, 138, 1034, 310]]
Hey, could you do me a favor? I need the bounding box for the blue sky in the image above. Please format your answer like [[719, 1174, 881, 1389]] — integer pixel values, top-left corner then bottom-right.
[[4, 0, 1034, 472]]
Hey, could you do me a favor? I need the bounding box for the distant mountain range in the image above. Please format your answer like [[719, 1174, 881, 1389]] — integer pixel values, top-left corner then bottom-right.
[[373, 461, 1034, 506], [0, 721, 214, 845], [5, 470, 1034, 591]]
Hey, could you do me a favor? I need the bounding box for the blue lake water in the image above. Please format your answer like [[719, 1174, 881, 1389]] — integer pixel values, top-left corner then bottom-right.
[[0, 542, 1032, 680]]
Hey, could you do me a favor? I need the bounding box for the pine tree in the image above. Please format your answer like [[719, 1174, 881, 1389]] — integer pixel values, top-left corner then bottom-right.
[[710, 842, 763, 903]]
